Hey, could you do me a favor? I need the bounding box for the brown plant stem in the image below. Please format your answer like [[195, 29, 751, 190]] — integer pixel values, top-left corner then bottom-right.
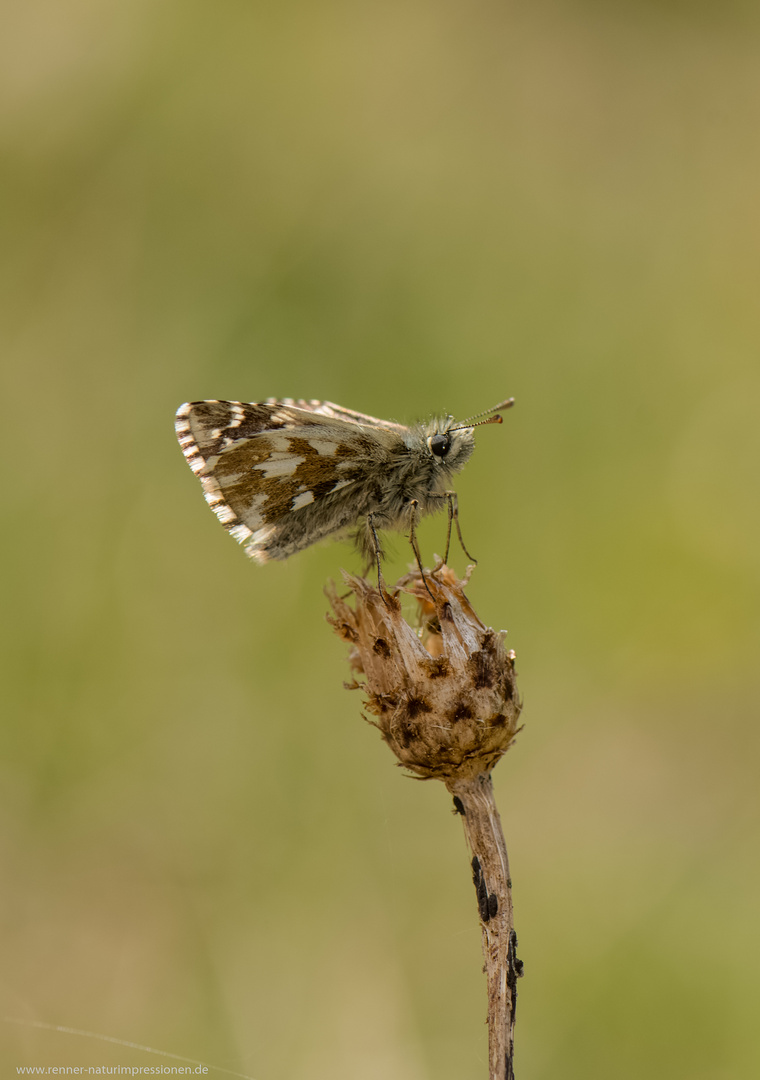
[[447, 773, 520, 1080]]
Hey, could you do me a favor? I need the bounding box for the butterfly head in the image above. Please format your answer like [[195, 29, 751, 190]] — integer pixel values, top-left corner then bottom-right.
[[424, 397, 514, 471]]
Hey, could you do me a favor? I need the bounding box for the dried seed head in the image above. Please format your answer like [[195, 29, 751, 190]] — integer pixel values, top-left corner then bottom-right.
[[326, 566, 522, 780]]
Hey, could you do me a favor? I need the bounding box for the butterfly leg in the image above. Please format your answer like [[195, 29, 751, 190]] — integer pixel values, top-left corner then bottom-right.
[[428, 491, 477, 567], [447, 491, 477, 563], [408, 500, 436, 601], [366, 512, 388, 597], [442, 491, 455, 566]]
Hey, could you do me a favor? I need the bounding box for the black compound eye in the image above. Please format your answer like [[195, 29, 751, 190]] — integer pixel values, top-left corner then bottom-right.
[[429, 432, 451, 458]]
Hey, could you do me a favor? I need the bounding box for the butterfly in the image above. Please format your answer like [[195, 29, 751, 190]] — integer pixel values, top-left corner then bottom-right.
[[174, 396, 513, 574]]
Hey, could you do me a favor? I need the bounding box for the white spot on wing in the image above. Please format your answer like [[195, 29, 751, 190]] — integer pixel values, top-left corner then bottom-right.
[[233, 493, 267, 533], [291, 490, 315, 510], [309, 439, 338, 456], [229, 522, 252, 542], [269, 434, 293, 452], [253, 454, 304, 478], [199, 454, 220, 473], [215, 504, 236, 524], [242, 494, 267, 528], [185, 454, 205, 475]]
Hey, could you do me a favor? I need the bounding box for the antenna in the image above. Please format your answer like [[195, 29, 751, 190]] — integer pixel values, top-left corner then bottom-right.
[[449, 397, 515, 433]]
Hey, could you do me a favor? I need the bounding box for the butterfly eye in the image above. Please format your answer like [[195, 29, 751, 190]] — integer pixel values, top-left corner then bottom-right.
[[428, 432, 451, 458]]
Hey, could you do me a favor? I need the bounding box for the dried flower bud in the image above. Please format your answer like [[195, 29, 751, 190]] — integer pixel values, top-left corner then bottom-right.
[[327, 566, 522, 780]]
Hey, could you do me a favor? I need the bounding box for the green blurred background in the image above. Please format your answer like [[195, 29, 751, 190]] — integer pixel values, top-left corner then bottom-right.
[[2, 1, 759, 1077]]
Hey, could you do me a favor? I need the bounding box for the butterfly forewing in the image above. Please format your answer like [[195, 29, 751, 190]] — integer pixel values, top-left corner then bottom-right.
[[288, 399, 408, 433], [175, 399, 407, 561]]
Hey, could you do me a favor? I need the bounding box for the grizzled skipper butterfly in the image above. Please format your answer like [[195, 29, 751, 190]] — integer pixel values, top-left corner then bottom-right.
[[175, 397, 513, 575]]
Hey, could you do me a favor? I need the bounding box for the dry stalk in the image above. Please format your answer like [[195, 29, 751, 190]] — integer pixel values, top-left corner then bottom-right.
[[326, 564, 524, 1080]]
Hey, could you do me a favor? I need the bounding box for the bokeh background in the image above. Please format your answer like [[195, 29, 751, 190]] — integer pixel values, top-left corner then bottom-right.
[[2, 1, 759, 1077]]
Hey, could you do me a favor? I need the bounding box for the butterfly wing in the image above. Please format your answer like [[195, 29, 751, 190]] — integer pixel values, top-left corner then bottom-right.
[[175, 399, 407, 561], [278, 398, 408, 433]]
